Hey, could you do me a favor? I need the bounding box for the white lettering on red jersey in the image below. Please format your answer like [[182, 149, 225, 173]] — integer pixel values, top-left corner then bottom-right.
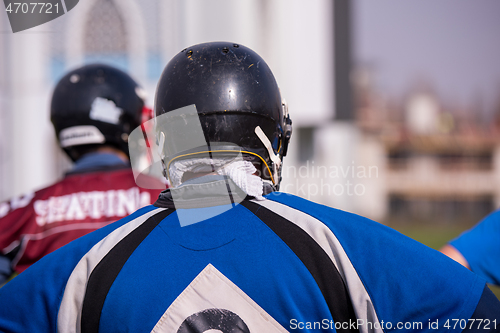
[[0, 168, 164, 273]]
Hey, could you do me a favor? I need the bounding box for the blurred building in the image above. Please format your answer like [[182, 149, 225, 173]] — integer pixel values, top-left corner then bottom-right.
[[355, 67, 500, 223]]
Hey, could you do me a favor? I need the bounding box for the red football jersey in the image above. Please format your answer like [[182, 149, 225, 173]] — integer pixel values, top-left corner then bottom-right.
[[0, 167, 164, 273]]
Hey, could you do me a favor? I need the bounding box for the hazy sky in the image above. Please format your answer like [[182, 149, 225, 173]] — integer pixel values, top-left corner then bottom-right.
[[353, 0, 500, 115]]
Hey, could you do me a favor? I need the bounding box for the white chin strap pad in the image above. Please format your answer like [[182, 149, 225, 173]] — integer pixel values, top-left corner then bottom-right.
[[254, 126, 281, 184]]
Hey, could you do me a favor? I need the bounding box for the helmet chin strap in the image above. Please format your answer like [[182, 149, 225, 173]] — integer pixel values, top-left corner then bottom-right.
[[255, 126, 281, 186], [157, 127, 282, 187]]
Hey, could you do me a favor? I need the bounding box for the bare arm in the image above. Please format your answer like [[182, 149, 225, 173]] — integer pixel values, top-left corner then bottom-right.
[[440, 244, 470, 269]]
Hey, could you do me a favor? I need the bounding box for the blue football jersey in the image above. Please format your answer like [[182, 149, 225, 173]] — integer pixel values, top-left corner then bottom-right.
[[0, 190, 494, 333]]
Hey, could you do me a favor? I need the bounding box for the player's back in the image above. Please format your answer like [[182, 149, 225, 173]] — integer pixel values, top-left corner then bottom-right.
[[0, 165, 162, 273], [0, 188, 491, 333]]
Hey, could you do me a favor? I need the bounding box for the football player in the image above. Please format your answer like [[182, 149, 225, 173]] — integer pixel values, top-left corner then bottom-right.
[[0, 43, 498, 332], [0, 64, 165, 285]]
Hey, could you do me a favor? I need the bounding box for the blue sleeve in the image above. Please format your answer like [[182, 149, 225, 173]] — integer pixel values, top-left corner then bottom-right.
[[0, 254, 12, 285], [267, 193, 489, 331], [450, 210, 500, 285], [462, 285, 500, 332], [0, 205, 157, 333]]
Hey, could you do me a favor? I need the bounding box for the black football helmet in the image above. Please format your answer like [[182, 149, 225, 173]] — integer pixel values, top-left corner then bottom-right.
[[51, 64, 148, 160], [154, 42, 292, 189]]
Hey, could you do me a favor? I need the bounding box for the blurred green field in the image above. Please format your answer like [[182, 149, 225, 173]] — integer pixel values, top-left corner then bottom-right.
[[387, 222, 500, 300]]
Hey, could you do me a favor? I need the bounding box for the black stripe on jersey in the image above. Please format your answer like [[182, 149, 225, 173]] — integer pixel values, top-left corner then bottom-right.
[[81, 209, 174, 333], [241, 201, 359, 333]]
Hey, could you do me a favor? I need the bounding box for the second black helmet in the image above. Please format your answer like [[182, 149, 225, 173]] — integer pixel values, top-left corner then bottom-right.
[[51, 64, 148, 160]]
